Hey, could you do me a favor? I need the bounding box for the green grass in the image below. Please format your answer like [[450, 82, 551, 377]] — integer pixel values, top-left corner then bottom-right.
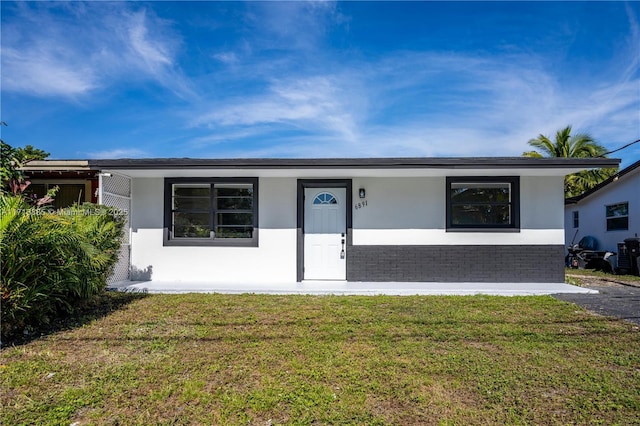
[[2, 293, 639, 425], [565, 267, 640, 282]]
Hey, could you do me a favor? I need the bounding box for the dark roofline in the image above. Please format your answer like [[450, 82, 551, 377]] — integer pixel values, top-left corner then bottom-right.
[[88, 157, 620, 170], [565, 159, 640, 205]]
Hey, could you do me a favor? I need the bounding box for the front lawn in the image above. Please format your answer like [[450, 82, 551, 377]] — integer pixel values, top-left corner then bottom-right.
[[566, 267, 640, 283], [1, 293, 639, 425]]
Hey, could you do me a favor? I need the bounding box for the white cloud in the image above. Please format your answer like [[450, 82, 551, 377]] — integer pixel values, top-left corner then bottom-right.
[[213, 52, 239, 65], [1, 3, 191, 99], [86, 148, 148, 159], [191, 3, 637, 159], [189, 46, 639, 159], [245, 1, 345, 51], [193, 76, 361, 142], [4, 2, 637, 161], [621, 2, 640, 83], [1, 47, 97, 97], [127, 10, 173, 70]]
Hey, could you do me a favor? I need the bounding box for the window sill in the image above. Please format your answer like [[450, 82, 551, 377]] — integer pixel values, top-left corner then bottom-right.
[[163, 229, 259, 247], [446, 227, 521, 233]]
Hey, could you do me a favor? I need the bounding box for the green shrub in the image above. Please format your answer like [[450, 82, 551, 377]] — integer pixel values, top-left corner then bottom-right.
[[0, 195, 124, 340], [58, 203, 126, 297]]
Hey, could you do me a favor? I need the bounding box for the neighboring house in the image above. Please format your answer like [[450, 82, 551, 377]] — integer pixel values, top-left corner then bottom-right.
[[82, 156, 617, 286], [22, 160, 99, 208], [565, 160, 640, 266]]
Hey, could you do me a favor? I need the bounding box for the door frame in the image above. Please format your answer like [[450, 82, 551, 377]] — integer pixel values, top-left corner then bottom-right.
[[297, 179, 352, 282]]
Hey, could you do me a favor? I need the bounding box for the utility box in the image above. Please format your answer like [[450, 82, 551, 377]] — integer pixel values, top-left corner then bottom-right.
[[617, 243, 631, 273], [623, 238, 640, 276]]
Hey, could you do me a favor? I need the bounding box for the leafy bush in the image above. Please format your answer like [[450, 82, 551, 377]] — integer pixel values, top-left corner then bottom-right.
[[58, 203, 126, 297], [0, 195, 125, 340]]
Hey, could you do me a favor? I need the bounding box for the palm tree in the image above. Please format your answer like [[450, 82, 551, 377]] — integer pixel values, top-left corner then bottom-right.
[[523, 125, 617, 197]]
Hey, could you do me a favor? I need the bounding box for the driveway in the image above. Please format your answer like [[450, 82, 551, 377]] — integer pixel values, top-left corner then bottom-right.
[[554, 276, 640, 325]]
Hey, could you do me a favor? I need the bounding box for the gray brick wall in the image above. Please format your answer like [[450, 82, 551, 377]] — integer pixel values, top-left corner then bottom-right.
[[346, 245, 564, 283]]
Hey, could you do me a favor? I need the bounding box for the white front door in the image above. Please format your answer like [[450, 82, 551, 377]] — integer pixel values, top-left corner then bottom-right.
[[304, 188, 347, 280]]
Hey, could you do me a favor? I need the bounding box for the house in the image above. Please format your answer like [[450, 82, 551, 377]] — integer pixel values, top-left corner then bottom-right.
[[85, 156, 618, 287], [564, 159, 640, 269], [21, 160, 99, 208]]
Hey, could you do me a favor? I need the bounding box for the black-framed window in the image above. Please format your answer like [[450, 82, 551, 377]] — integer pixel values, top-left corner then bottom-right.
[[446, 176, 520, 231], [164, 178, 258, 246], [573, 211, 579, 228], [606, 202, 628, 231]]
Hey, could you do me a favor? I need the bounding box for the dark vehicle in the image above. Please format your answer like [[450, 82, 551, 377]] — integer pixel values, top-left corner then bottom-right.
[[566, 235, 616, 273]]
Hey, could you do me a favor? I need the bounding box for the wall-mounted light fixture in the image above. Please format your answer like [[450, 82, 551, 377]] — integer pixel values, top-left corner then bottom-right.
[[359, 188, 366, 199]]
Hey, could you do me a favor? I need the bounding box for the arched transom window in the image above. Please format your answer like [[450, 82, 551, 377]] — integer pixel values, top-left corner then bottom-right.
[[313, 192, 337, 205]]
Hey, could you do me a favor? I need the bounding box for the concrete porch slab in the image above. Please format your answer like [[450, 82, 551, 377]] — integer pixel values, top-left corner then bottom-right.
[[107, 280, 597, 296]]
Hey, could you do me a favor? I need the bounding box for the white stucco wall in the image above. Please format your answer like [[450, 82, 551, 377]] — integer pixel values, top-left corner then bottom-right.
[[129, 174, 565, 282], [130, 177, 298, 283], [351, 176, 565, 245], [564, 167, 640, 254]]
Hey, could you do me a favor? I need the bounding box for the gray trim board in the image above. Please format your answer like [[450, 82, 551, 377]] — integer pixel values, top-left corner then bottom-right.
[[90, 157, 620, 170]]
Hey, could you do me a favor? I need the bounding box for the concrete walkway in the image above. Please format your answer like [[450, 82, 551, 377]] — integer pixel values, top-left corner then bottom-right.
[[108, 280, 596, 296]]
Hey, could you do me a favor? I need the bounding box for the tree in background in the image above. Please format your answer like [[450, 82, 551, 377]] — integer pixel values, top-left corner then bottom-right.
[[1, 138, 50, 195], [16, 144, 50, 163], [522, 125, 617, 198], [1, 141, 24, 194]]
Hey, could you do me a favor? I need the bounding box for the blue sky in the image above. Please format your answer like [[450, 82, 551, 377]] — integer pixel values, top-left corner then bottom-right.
[[1, 1, 639, 167]]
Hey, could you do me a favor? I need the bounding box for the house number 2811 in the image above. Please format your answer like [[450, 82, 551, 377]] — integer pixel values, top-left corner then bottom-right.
[[355, 200, 368, 210]]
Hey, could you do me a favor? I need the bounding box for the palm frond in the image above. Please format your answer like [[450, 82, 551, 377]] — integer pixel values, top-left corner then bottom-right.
[[523, 125, 618, 197]]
